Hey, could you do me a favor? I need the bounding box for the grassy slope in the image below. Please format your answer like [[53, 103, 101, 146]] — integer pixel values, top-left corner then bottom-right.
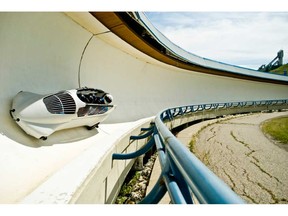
[[270, 64, 288, 75], [261, 116, 288, 144]]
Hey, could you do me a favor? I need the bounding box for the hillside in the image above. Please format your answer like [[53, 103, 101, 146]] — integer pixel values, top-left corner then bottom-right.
[[270, 63, 288, 75]]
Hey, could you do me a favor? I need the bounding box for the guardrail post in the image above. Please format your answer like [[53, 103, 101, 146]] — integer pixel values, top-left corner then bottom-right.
[[147, 99, 287, 204], [114, 99, 288, 204]]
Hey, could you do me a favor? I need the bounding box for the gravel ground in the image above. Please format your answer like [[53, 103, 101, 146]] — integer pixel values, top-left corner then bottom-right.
[[177, 111, 288, 204], [115, 153, 158, 204]]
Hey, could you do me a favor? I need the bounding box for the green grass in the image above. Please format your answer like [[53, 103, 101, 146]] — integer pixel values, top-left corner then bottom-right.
[[270, 64, 288, 75], [261, 116, 288, 144]]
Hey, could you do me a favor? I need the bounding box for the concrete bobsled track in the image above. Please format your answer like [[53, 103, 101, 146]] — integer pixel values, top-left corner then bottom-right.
[[0, 12, 288, 203]]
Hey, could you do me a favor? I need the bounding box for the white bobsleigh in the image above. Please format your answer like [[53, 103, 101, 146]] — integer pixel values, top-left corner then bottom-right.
[[10, 87, 115, 140]]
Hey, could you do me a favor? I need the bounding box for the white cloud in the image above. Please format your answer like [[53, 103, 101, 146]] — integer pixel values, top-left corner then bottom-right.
[[145, 12, 288, 69]]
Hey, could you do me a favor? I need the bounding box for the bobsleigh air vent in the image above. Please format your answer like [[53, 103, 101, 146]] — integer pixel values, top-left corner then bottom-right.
[[11, 88, 114, 139], [43, 92, 76, 114]]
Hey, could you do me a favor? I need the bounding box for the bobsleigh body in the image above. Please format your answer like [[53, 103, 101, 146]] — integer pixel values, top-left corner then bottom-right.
[[10, 88, 115, 139]]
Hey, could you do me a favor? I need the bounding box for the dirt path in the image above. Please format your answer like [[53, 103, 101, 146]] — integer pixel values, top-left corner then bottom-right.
[[177, 111, 288, 204]]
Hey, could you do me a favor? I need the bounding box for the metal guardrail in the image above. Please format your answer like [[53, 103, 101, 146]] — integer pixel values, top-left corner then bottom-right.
[[112, 99, 288, 204]]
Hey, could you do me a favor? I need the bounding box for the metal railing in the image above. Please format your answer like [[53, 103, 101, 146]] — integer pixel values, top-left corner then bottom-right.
[[112, 99, 288, 204]]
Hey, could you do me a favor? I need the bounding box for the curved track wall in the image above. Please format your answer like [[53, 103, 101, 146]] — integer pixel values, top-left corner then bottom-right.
[[0, 12, 287, 203], [1, 12, 287, 136], [82, 36, 288, 122]]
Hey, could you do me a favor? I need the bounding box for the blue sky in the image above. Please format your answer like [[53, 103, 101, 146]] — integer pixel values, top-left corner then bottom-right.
[[145, 12, 288, 70]]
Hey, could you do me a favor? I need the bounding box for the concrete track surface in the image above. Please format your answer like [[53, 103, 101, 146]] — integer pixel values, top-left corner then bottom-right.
[[1, 12, 288, 203], [177, 111, 288, 204]]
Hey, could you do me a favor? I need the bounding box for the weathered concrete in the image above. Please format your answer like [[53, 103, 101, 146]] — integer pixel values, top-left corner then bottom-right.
[[177, 111, 288, 204]]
